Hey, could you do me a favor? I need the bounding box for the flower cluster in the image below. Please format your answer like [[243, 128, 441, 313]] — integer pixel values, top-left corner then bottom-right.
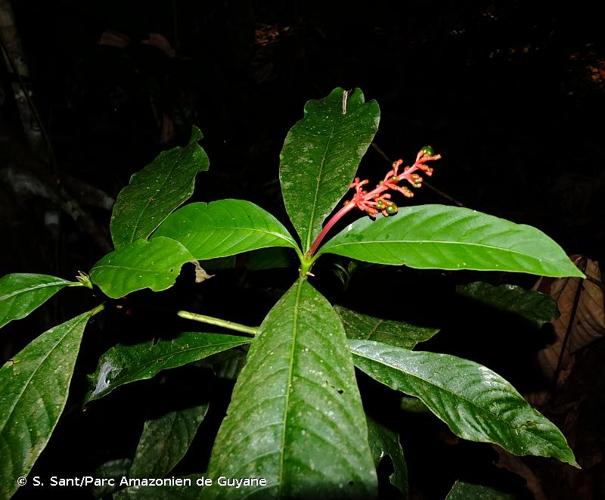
[[305, 146, 441, 258], [347, 146, 441, 217]]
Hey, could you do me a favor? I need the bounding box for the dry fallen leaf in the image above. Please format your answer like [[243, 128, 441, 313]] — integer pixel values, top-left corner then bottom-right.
[[533, 256, 605, 385], [193, 262, 214, 284]]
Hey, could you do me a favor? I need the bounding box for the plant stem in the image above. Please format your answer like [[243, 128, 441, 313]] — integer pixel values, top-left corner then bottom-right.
[[91, 303, 105, 316], [306, 202, 355, 258], [177, 310, 258, 336]]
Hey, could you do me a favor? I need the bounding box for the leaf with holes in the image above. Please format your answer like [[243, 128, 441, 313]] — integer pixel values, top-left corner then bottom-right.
[[87, 332, 250, 401], [319, 205, 584, 278], [203, 279, 377, 499], [349, 340, 578, 466], [279, 87, 380, 252], [90, 237, 194, 299], [130, 405, 208, 478], [367, 416, 408, 498], [110, 127, 209, 248], [335, 305, 439, 349], [0, 307, 99, 499], [0, 273, 75, 330], [153, 200, 298, 259]]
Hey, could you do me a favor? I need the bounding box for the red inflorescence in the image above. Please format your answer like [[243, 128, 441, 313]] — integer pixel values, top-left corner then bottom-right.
[[306, 146, 441, 258], [347, 146, 441, 217]]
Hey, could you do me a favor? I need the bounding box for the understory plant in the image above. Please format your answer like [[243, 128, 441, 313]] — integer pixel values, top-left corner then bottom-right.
[[0, 88, 584, 499]]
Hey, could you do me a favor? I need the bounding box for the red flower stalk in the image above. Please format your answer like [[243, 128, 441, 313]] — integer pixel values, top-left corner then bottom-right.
[[306, 146, 441, 258]]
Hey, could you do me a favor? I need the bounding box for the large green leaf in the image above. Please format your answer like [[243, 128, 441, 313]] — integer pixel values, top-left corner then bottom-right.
[[319, 205, 584, 278], [152, 200, 299, 260], [349, 340, 578, 466], [367, 417, 408, 498], [203, 280, 377, 499], [0, 273, 75, 330], [445, 480, 514, 500], [87, 332, 250, 401], [279, 87, 380, 252], [0, 307, 99, 498], [90, 237, 194, 299], [110, 127, 209, 248], [457, 281, 559, 327], [130, 405, 208, 478], [335, 305, 439, 349]]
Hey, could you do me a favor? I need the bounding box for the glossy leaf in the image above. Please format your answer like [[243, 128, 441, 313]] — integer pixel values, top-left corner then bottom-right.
[[367, 417, 408, 498], [457, 281, 559, 326], [130, 405, 208, 478], [349, 340, 578, 466], [335, 305, 439, 349], [319, 205, 584, 278], [90, 237, 194, 299], [87, 332, 250, 401], [110, 126, 209, 248], [0, 273, 74, 329], [0, 308, 98, 498], [203, 280, 377, 499], [446, 480, 514, 500], [279, 87, 380, 252], [153, 200, 298, 260]]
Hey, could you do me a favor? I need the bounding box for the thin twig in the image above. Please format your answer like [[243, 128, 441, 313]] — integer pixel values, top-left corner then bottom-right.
[[177, 310, 258, 337]]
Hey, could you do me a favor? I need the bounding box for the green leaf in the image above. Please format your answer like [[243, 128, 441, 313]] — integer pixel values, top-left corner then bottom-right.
[[335, 305, 439, 349], [367, 417, 408, 498], [319, 205, 585, 278], [87, 332, 250, 402], [90, 237, 194, 299], [204, 280, 377, 499], [280, 87, 380, 252], [0, 273, 74, 329], [0, 308, 99, 498], [110, 126, 209, 248], [457, 281, 559, 327], [349, 340, 578, 466], [445, 480, 514, 500], [130, 405, 208, 478], [153, 200, 299, 260]]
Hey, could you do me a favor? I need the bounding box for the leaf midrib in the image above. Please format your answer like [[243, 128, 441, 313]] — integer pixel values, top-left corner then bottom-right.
[[0, 315, 86, 434], [323, 239, 549, 265], [96, 339, 248, 398], [277, 280, 303, 495], [126, 158, 183, 245], [352, 346, 554, 449], [0, 280, 69, 302], [305, 124, 336, 251], [178, 225, 296, 247], [92, 264, 178, 274]]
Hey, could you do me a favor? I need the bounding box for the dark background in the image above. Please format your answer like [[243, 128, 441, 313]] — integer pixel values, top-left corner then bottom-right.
[[1, 1, 604, 498]]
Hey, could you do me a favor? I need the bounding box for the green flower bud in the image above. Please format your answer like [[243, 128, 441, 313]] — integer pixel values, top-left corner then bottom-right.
[[420, 145, 435, 156]]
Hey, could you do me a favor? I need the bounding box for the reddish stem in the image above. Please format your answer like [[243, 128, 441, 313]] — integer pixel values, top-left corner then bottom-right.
[[306, 201, 355, 258], [305, 151, 440, 260]]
